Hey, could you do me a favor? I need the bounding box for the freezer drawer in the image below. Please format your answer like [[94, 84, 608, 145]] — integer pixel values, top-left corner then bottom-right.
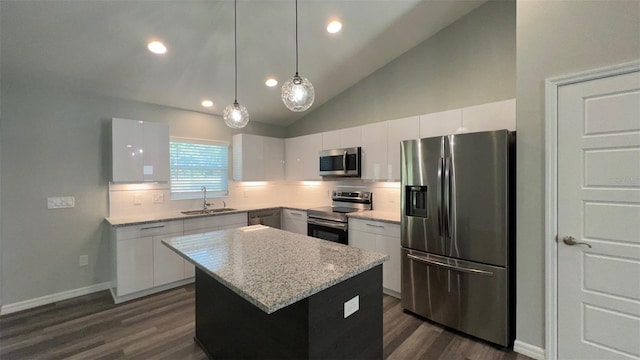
[[401, 248, 512, 347]]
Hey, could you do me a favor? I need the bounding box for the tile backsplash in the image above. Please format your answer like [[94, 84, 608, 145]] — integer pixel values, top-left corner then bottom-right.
[[108, 180, 401, 218]]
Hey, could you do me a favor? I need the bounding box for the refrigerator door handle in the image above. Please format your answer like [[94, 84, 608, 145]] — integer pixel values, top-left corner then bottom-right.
[[437, 156, 445, 236], [443, 157, 451, 240], [407, 254, 494, 276]]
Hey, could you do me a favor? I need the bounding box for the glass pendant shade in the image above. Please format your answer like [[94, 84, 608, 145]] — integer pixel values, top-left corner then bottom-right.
[[282, 74, 315, 112], [223, 101, 249, 128]]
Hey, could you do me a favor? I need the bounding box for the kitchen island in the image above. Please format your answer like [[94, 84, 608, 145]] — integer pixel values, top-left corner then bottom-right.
[[162, 225, 388, 359]]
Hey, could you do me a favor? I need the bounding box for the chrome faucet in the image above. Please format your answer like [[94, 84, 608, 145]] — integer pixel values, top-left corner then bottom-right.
[[201, 186, 212, 210]]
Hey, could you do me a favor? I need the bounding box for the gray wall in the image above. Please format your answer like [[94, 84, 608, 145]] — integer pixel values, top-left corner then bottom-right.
[[0, 80, 285, 305], [515, 0, 640, 348], [287, 0, 516, 137]]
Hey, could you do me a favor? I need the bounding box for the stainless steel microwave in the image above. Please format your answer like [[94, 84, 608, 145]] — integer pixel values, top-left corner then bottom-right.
[[319, 147, 361, 177]]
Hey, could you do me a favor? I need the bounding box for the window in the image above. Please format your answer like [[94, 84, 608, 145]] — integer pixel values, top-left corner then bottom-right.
[[169, 137, 229, 199]]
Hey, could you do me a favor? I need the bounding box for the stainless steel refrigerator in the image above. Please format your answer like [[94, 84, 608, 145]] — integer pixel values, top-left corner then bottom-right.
[[400, 130, 515, 347]]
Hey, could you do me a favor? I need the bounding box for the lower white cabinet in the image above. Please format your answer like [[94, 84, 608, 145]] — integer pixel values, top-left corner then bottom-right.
[[282, 209, 307, 235], [348, 218, 401, 296], [112, 213, 247, 301]]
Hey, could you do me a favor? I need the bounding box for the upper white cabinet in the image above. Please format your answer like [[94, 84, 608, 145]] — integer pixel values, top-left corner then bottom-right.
[[232, 134, 284, 181], [321, 126, 362, 150], [285, 133, 322, 180], [387, 116, 419, 181], [112, 118, 169, 183], [461, 99, 516, 133], [419, 109, 462, 139], [361, 122, 388, 181]]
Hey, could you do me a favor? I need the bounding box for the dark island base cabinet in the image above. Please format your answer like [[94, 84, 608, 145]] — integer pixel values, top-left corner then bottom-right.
[[195, 266, 383, 360]]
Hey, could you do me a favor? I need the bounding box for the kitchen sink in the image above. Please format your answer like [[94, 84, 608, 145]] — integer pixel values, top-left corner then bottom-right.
[[181, 208, 236, 215]]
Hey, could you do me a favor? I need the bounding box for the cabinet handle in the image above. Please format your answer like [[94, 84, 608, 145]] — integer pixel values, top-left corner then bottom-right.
[[140, 225, 165, 230], [290, 212, 303, 216], [365, 223, 384, 228]]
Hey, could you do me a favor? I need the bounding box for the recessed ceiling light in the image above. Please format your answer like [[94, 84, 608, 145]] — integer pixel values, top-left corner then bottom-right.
[[147, 41, 167, 54], [265, 78, 278, 87], [326, 20, 342, 34], [201, 100, 214, 108]]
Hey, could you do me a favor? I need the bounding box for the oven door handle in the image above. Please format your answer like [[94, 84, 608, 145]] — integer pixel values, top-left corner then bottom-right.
[[307, 218, 348, 231]]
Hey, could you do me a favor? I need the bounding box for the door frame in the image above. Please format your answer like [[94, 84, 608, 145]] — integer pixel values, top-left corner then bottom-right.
[[544, 60, 640, 360]]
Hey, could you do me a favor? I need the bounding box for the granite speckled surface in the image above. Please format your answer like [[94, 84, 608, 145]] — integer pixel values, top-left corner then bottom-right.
[[106, 203, 320, 227], [162, 225, 389, 314], [347, 210, 400, 224]]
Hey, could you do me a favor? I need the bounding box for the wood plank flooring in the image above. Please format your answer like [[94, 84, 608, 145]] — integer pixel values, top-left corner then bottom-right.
[[0, 285, 531, 360]]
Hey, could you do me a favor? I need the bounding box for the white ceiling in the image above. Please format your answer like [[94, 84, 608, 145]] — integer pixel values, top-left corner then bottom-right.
[[1, 0, 485, 126]]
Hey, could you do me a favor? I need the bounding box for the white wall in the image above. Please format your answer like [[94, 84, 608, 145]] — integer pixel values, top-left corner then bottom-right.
[[0, 81, 285, 305], [515, 0, 640, 349]]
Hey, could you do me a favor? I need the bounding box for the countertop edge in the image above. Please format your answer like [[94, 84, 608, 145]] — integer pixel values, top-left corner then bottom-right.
[[346, 213, 400, 225]]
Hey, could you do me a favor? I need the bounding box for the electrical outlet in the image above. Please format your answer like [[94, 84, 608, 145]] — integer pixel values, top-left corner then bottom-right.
[[47, 196, 75, 209], [133, 194, 142, 205], [344, 295, 359, 318], [152, 193, 164, 204], [79, 255, 88, 266]]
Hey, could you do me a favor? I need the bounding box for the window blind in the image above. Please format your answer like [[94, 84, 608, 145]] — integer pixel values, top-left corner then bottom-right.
[[170, 138, 229, 199]]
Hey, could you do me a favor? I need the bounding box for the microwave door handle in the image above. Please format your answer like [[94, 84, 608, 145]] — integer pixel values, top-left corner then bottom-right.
[[343, 151, 347, 172]]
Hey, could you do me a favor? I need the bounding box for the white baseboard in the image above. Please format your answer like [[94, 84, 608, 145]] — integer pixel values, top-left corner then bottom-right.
[[514, 339, 545, 360], [0, 282, 111, 315], [110, 277, 194, 304]]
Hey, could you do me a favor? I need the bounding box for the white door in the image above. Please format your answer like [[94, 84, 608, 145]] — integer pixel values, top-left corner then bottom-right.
[[557, 70, 640, 359]]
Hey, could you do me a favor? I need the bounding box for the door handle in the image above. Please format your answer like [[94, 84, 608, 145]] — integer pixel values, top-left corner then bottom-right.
[[343, 151, 347, 172], [562, 236, 592, 248]]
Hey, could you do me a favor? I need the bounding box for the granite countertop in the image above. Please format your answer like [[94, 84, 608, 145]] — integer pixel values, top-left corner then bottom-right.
[[106, 203, 321, 227], [347, 210, 400, 224], [162, 225, 389, 314]]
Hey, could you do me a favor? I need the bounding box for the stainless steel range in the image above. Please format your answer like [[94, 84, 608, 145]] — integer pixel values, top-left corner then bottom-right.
[[307, 191, 372, 244]]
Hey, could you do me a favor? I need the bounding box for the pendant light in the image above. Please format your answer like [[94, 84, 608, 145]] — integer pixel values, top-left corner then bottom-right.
[[223, 0, 249, 128], [281, 0, 314, 112]]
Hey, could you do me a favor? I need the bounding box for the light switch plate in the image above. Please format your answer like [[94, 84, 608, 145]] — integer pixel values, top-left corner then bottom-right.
[[79, 255, 88, 266], [47, 196, 75, 209], [152, 193, 164, 204], [344, 295, 359, 318]]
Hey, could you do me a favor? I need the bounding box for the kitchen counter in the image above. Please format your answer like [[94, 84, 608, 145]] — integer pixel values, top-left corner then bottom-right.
[[162, 225, 388, 313], [105, 202, 321, 227], [163, 225, 388, 359], [347, 210, 400, 224]]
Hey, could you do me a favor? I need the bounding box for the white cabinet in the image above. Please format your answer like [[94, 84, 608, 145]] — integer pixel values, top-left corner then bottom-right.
[[461, 99, 516, 133], [285, 133, 322, 180], [232, 134, 284, 181], [387, 116, 420, 181], [361, 122, 388, 181], [321, 126, 362, 150], [112, 220, 183, 297], [153, 231, 185, 286], [112, 118, 169, 182], [419, 109, 462, 138], [282, 209, 307, 235], [348, 218, 401, 296]]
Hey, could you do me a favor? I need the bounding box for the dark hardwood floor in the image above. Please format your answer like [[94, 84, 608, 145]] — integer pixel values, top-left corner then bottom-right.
[[0, 285, 531, 360]]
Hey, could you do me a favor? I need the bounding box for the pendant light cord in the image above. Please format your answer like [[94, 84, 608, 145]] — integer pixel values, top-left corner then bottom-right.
[[234, 0, 238, 103], [295, 0, 299, 76]]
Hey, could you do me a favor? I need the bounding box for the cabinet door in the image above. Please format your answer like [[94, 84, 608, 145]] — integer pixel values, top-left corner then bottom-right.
[[419, 109, 462, 138], [112, 118, 144, 182], [348, 229, 377, 252], [264, 137, 285, 181], [143, 121, 170, 182], [153, 234, 185, 286], [283, 217, 307, 235], [387, 116, 419, 181], [321, 130, 341, 150], [377, 234, 401, 294], [116, 236, 154, 296], [461, 99, 516, 133], [285, 136, 303, 180], [361, 122, 388, 180], [232, 134, 264, 181], [340, 126, 362, 148], [302, 133, 322, 180]]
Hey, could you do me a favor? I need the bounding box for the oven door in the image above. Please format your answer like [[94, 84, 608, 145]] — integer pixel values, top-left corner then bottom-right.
[[307, 218, 348, 245]]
